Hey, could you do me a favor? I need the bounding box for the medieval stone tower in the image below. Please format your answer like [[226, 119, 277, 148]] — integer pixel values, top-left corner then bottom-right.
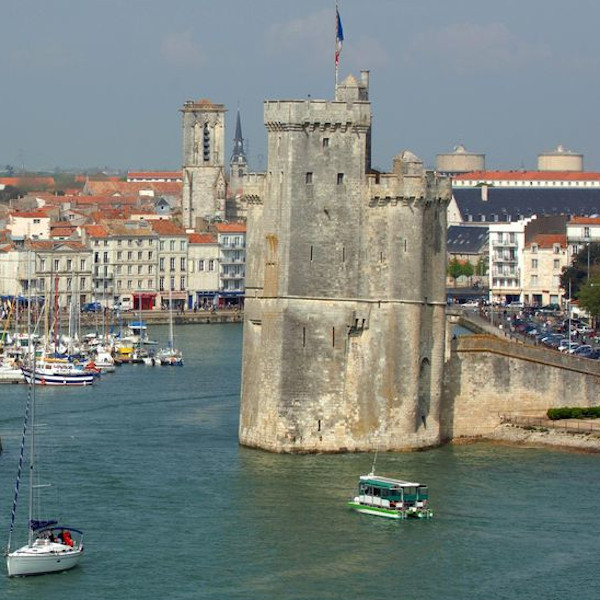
[[181, 98, 227, 228], [239, 72, 452, 453]]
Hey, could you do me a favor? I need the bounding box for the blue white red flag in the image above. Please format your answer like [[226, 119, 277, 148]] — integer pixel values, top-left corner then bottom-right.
[[335, 6, 344, 66]]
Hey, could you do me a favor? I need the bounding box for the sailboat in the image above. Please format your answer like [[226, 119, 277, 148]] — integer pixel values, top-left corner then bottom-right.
[[151, 290, 183, 366], [5, 352, 84, 576]]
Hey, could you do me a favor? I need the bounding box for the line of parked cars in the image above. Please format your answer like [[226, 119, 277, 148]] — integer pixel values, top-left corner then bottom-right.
[[515, 316, 600, 360]]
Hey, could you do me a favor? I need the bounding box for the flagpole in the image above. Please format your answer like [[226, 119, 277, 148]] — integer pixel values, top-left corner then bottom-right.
[[334, 1, 339, 92]]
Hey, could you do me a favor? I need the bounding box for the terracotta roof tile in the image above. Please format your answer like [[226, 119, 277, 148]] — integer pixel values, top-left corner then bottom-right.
[[188, 233, 217, 244], [527, 233, 566, 249], [214, 222, 246, 233]]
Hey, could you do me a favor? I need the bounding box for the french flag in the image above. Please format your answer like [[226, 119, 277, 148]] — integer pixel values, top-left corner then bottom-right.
[[335, 6, 344, 66]]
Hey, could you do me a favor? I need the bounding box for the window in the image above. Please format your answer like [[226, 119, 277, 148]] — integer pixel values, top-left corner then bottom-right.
[[323, 137, 329, 148], [208, 259, 215, 271], [116, 265, 122, 275], [159, 277, 164, 291], [137, 265, 143, 274], [127, 280, 132, 289], [180, 257, 186, 270], [159, 241, 165, 250], [66, 277, 72, 291], [553, 259, 560, 269], [170, 240, 176, 251], [170, 257, 175, 271], [137, 279, 142, 289], [117, 280, 122, 289], [530, 275, 538, 285], [147, 279, 153, 289], [584, 226, 591, 238], [40, 259, 46, 271], [117, 240, 122, 246], [80, 277, 85, 289], [54, 259, 60, 271], [127, 265, 132, 275], [180, 276, 185, 290], [531, 259, 538, 269], [337, 173, 344, 185], [127, 251, 132, 260], [148, 265, 154, 274], [553, 245, 561, 254], [138, 251, 142, 260], [198, 260, 204, 271], [117, 251, 122, 260], [305, 172, 313, 184], [159, 258, 165, 271], [128, 240, 132, 246], [103, 252, 108, 263], [180, 241, 185, 251], [67, 259, 72, 271], [531, 245, 538, 254], [148, 251, 153, 260], [33, 218, 40, 224], [170, 276, 175, 291]]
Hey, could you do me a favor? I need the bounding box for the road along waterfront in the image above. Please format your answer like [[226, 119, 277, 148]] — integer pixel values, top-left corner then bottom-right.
[[1, 323, 599, 599]]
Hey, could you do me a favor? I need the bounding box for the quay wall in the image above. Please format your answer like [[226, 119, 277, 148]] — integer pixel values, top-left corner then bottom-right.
[[442, 334, 600, 440]]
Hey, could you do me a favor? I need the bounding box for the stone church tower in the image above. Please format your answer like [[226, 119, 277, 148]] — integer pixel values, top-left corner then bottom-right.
[[239, 72, 452, 453], [181, 98, 227, 228]]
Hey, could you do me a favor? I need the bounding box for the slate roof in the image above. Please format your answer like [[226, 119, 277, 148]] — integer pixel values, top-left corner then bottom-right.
[[453, 188, 600, 223], [447, 225, 488, 255]]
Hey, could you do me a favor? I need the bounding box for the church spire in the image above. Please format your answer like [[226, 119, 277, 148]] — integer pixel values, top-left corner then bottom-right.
[[230, 109, 246, 165]]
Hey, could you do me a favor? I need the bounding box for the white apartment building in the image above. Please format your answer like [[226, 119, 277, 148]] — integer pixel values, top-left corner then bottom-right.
[[488, 218, 534, 304], [214, 222, 245, 307]]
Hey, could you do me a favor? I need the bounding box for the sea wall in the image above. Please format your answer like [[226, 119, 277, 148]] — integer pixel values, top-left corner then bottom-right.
[[442, 335, 600, 440]]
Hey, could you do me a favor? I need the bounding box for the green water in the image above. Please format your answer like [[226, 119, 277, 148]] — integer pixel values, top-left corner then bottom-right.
[[0, 323, 598, 599]]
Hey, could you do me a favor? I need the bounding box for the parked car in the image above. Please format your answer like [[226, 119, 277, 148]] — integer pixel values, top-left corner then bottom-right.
[[81, 301, 102, 313]]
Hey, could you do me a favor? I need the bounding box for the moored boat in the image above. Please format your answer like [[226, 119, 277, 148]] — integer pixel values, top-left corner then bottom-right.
[[21, 356, 95, 386], [348, 473, 433, 519]]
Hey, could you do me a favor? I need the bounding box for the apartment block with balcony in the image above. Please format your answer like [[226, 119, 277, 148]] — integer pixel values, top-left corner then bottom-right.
[[214, 222, 246, 307], [488, 218, 533, 303]]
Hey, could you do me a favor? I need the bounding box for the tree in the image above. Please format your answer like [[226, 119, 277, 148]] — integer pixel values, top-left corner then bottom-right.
[[576, 279, 600, 325], [447, 257, 464, 286], [560, 243, 600, 299]]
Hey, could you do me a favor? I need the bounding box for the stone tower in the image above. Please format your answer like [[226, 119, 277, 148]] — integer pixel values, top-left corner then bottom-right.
[[181, 98, 227, 227], [239, 72, 452, 453]]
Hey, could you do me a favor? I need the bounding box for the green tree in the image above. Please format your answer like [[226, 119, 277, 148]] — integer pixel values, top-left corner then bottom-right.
[[462, 261, 475, 280], [447, 256, 473, 286], [576, 278, 600, 324], [560, 243, 600, 299]]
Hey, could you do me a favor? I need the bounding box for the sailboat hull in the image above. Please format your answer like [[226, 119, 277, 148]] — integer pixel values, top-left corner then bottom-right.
[[21, 367, 95, 386], [6, 542, 83, 576]]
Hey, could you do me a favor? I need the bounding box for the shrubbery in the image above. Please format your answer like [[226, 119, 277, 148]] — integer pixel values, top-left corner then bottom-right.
[[547, 406, 600, 420]]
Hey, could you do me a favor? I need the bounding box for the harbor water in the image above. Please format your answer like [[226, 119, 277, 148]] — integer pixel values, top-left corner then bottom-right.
[[1, 323, 599, 599]]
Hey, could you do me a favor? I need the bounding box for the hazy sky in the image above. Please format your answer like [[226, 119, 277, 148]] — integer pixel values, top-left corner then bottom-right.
[[2, 0, 600, 173]]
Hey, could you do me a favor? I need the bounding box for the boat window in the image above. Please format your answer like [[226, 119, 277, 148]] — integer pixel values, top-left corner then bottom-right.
[[418, 486, 428, 499]]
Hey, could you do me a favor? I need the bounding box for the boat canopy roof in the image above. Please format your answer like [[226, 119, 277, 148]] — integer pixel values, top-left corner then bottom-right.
[[359, 474, 423, 488]]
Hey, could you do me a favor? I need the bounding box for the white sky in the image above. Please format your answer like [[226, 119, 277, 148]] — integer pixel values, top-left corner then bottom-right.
[[2, 0, 599, 172]]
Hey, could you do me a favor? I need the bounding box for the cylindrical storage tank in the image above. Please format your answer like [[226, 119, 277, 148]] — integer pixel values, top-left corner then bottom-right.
[[436, 145, 485, 174], [538, 145, 583, 171]]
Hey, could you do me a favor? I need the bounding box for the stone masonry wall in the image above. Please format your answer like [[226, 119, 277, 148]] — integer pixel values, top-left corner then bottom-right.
[[442, 335, 600, 440]]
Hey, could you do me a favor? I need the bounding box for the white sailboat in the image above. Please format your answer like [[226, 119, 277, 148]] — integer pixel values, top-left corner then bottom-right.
[[5, 353, 84, 576], [149, 290, 183, 366]]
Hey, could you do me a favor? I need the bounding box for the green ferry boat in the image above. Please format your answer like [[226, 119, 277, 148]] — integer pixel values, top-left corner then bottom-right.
[[348, 473, 433, 520]]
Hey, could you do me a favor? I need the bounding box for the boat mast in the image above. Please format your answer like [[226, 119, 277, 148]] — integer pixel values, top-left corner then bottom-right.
[[27, 351, 36, 546]]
